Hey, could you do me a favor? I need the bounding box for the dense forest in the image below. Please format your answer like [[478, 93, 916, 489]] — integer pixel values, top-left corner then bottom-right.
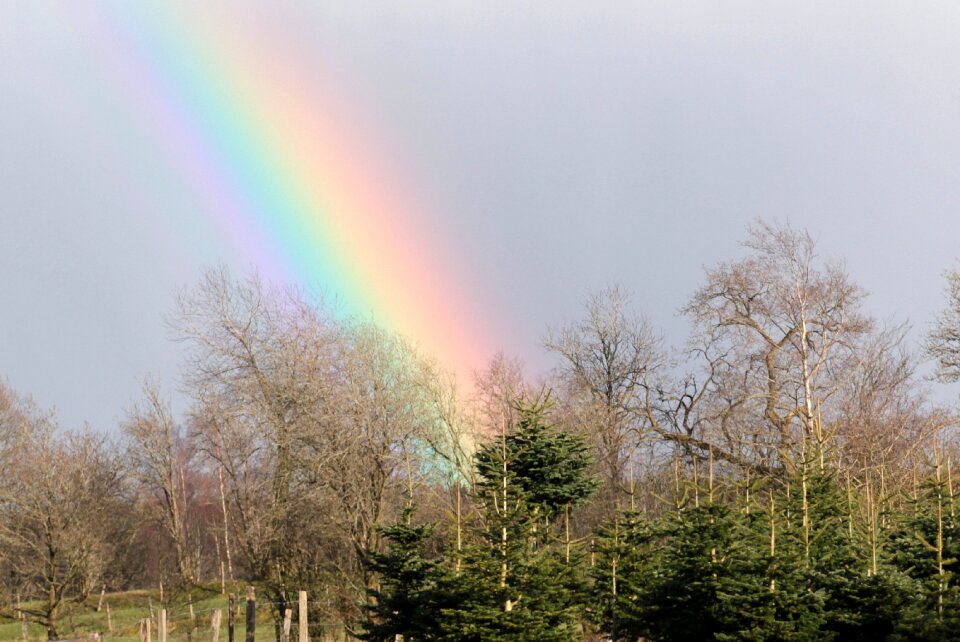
[[3, 220, 960, 641]]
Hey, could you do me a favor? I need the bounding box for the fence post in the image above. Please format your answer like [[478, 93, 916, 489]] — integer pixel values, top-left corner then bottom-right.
[[159, 609, 167, 642], [140, 618, 152, 642], [106, 603, 114, 633], [297, 591, 307, 642], [281, 609, 292, 642], [211, 609, 222, 642], [97, 587, 106, 612], [245, 587, 255, 642], [17, 593, 27, 642], [228, 594, 235, 642]]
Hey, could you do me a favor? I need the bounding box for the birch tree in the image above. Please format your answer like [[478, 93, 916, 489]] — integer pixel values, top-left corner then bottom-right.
[[676, 221, 871, 469]]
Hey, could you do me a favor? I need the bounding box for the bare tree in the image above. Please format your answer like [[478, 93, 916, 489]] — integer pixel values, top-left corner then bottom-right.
[[414, 361, 483, 562], [676, 221, 871, 469], [545, 285, 663, 509], [927, 268, 960, 383], [174, 267, 445, 632], [833, 324, 950, 480], [0, 386, 127, 639], [123, 379, 201, 585], [473, 353, 531, 441], [173, 268, 342, 617]]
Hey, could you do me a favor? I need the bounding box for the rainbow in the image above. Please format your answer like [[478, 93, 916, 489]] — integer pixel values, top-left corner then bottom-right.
[[72, 3, 499, 379]]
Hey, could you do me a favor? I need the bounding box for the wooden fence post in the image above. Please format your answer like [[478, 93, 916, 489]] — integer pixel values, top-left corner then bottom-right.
[[97, 587, 106, 612], [211, 609, 222, 642], [106, 603, 114, 633], [228, 594, 235, 642], [159, 609, 167, 642], [140, 618, 152, 642], [297, 591, 307, 642], [281, 609, 292, 642], [245, 587, 255, 642], [17, 593, 27, 642]]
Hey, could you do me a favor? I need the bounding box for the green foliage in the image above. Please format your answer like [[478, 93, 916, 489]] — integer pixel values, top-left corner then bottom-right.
[[441, 402, 595, 640], [588, 510, 664, 641], [361, 401, 597, 641], [326, 406, 960, 642], [887, 465, 960, 641], [587, 458, 925, 642], [440, 542, 584, 641], [360, 508, 452, 641], [644, 503, 744, 641], [713, 503, 827, 642], [474, 402, 598, 523]]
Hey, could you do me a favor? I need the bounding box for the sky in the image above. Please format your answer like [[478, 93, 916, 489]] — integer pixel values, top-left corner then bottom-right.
[[2, 1, 960, 432]]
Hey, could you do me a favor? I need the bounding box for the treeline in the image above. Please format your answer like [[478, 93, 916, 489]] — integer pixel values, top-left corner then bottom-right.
[[364, 408, 960, 641], [2, 220, 960, 641]]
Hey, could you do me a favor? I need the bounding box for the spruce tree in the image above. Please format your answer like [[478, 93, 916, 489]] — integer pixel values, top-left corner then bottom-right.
[[888, 454, 960, 641], [642, 502, 743, 641], [360, 507, 452, 641], [589, 510, 665, 641], [440, 401, 596, 641], [714, 490, 826, 642]]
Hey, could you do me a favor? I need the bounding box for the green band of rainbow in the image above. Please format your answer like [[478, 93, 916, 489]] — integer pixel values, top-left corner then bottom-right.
[[79, 2, 499, 378]]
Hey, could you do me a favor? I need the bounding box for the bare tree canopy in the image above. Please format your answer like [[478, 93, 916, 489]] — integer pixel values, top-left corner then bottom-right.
[[0, 384, 128, 639], [927, 269, 960, 383], [677, 221, 872, 466], [123, 379, 200, 585], [545, 285, 663, 508]]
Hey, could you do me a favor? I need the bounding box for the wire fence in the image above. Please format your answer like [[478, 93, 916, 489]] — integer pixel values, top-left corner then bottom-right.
[[2, 591, 353, 642]]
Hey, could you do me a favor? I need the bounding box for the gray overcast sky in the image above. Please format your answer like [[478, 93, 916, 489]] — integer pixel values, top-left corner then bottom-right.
[[2, 1, 960, 431]]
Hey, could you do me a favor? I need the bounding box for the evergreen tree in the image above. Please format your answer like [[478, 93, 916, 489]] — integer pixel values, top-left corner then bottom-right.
[[793, 463, 865, 639], [716, 461, 907, 642], [888, 456, 960, 641], [360, 508, 452, 641], [440, 401, 597, 641], [714, 493, 828, 642], [642, 502, 744, 641], [474, 404, 597, 523], [589, 510, 665, 641]]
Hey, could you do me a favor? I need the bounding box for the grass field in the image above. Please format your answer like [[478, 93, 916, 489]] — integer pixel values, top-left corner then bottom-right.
[[0, 585, 345, 642]]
